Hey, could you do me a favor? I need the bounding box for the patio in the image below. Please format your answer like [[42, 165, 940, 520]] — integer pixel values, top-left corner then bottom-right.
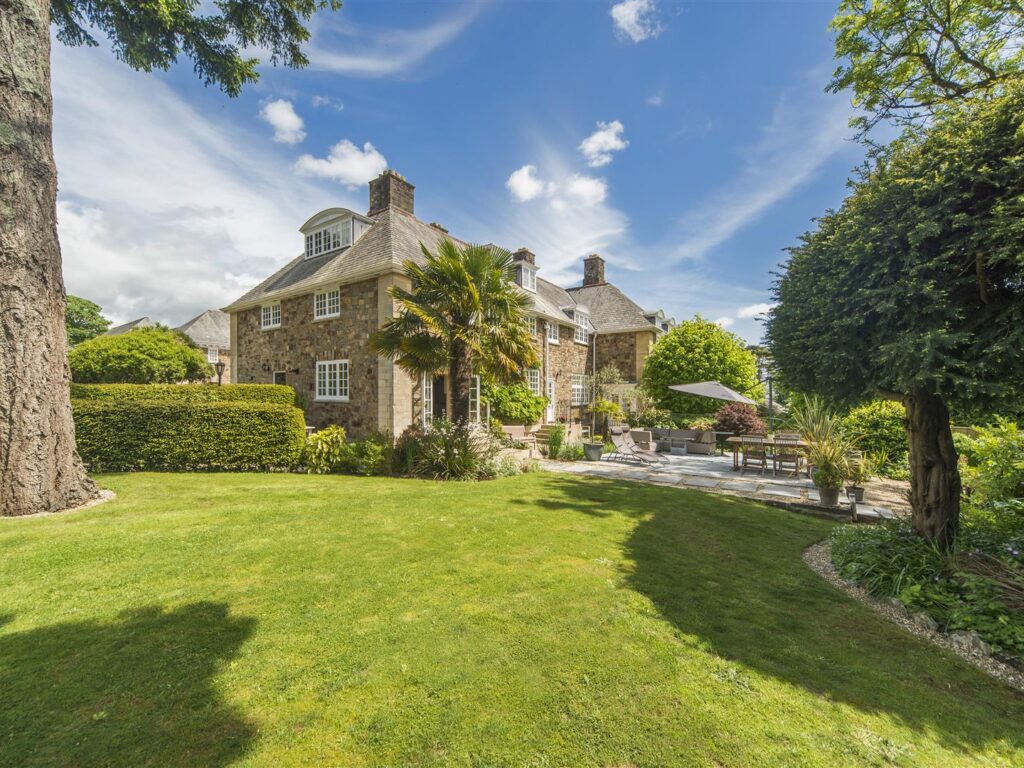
[[542, 452, 899, 520]]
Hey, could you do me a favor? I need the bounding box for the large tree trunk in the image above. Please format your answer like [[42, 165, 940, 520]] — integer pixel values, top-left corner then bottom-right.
[[0, 0, 97, 515], [448, 340, 473, 424], [904, 389, 960, 550]]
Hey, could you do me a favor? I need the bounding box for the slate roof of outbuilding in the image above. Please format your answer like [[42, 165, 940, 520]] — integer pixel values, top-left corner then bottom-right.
[[104, 317, 156, 336], [566, 282, 658, 334], [223, 208, 464, 312], [176, 309, 230, 349]]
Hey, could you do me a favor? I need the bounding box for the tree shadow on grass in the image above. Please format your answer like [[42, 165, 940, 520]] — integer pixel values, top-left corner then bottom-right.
[[535, 474, 1024, 757], [0, 602, 256, 767]]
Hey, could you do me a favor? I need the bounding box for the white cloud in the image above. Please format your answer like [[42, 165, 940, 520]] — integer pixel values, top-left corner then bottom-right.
[[564, 174, 607, 206], [305, 5, 484, 78], [311, 95, 344, 111], [294, 140, 388, 188], [737, 302, 775, 318], [610, 0, 662, 43], [506, 165, 551, 202], [715, 316, 735, 328], [259, 99, 306, 144], [578, 120, 628, 167], [505, 165, 607, 209], [646, 92, 664, 107], [670, 74, 856, 262], [52, 44, 347, 326]]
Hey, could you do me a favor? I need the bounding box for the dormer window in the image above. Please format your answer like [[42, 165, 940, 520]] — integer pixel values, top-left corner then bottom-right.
[[519, 264, 537, 293], [305, 220, 351, 259], [573, 309, 589, 345]]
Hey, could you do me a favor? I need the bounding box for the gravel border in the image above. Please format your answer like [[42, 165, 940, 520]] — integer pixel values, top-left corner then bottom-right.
[[0, 489, 115, 520], [804, 539, 1024, 693]]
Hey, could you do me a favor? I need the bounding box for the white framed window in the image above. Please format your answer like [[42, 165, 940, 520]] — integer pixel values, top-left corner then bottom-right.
[[469, 375, 481, 424], [546, 320, 560, 344], [571, 373, 590, 406], [315, 359, 349, 402], [305, 220, 352, 258], [314, 288, 341, 320], [520, 265, 537, 292], [206, 347, 219, 363], [525, 368, 540, 395], [526, 316, 537, 336], [422, 373, 434, 427], [261, 303, 281, 329], [573, 310, 589, 344]]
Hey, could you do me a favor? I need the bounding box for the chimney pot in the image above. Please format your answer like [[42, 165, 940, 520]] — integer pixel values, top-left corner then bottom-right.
[[368, 170, 415, 216], [583, 253, 605, 286]]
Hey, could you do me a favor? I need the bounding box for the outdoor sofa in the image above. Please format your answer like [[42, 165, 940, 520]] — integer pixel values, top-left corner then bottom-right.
[[650, 428, 716, 455]]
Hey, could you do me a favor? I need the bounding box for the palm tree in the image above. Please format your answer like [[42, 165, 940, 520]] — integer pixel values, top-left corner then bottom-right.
[[371, 240, 539, 423]]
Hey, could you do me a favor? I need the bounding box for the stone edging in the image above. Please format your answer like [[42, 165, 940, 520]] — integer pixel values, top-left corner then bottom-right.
[[803, 539, 1024, 693], [1, 489, 116, 520]]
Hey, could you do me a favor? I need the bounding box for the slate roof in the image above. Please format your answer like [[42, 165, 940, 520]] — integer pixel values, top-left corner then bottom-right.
[[566, 282, 659, 334], [223, 208, 464, 312], [104, 317, 156, 336], [177, 309, 230, 349]]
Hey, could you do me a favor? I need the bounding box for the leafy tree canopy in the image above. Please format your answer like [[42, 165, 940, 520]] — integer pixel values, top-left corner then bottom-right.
[[829, 0, 1024, 132], [641, 318, 761, 415], [50, 0, 342, 96], [69, 326, 211, 384], [65, 295, 109, 347], [767, 85, 1024, 420]]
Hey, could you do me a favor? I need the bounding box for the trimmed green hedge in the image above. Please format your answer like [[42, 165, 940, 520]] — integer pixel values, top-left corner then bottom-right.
[[71, 383, 296, 407], [73, 400, 306, 471]]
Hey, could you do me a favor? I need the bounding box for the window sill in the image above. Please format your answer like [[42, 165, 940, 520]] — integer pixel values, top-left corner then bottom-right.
[[315, 396, 350, 403], [261, 325, 281, 331], [313, 314, 341, 322], [547, 339, 560, 346]]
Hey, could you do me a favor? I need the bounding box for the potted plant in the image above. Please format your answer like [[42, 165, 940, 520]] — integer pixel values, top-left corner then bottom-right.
[[806, 434, 853, 508], [586, 397, 622, 460], [845, 453, 873, 502]]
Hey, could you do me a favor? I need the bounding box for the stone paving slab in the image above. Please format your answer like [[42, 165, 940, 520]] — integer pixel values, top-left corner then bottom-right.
[[539, 457, 895, 522]]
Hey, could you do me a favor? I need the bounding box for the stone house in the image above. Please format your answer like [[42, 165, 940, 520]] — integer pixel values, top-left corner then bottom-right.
[[223, 170, 671, 436], [176, 309, 232, 384]]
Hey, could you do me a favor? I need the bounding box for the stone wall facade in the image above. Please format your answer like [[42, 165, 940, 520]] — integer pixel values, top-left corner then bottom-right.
[[593, 330, 656, 383], [539, 319, 591, 423], [234, 277, 382, 436]]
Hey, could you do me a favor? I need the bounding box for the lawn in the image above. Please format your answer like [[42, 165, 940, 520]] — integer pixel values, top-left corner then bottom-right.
[[1, 473, 1021, 767]]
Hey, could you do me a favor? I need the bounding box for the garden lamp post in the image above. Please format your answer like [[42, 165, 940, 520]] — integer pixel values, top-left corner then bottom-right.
[[215, 359, 226, 386]]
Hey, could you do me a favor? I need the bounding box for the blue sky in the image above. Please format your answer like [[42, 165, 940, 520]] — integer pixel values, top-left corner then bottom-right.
[[53, 0, 867, 342]]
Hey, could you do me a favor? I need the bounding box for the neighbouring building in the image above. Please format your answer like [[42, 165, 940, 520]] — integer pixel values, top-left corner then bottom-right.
[[224, 170, 672, 436], [103, 310, 232, 383], [177, 309, 232, 384]]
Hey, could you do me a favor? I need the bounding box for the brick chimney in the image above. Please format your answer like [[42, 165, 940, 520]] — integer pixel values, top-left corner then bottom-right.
[[583, 254, 605, 286], [512, 247, 536, 266], [368, 170, 414, 216]]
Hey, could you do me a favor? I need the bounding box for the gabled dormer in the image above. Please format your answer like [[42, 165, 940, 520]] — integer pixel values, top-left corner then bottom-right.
[[300, 208, 373, 260], [512, 247, 537, 293]]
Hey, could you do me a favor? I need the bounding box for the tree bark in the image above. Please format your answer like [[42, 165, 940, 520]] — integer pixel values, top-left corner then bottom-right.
[[448, 340, 473, 424], [0, 0, 97, 515], [904, 388, 960, 550]]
